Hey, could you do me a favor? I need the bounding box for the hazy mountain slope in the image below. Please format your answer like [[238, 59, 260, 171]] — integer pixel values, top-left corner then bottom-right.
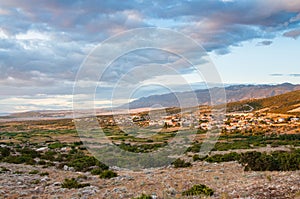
[[125, 83, 300, 109]]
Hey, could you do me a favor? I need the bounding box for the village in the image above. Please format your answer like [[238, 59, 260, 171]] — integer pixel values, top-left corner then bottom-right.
[[102, 110, 300, 135]]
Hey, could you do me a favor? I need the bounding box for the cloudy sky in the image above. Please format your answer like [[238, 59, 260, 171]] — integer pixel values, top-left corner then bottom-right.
[[0, 0, 300, 113]]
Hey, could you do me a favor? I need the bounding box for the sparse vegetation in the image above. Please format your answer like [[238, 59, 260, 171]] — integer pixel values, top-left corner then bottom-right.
[[90, 167, 104, 175], [31, 179, 40, 184], [99, 170, 118, 179], [118, 142, 167, 153], [132, 194, 153, 199], [0, 166, 10, 173], [48, 142, 65, 149], [172, 158, 192, 168], [61, 178, 90, 189], [239, 150, 300, 171], [182, 184, 214, 196], [39, 172, 49, 176], [4, 155, 36, 165], [205, 152, 240, 163], [0, 147, 11, 158], [29, 170, 39, 174]]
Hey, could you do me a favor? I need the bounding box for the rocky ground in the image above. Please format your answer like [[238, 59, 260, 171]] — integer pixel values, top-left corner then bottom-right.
[[1, 161, 299, 199]]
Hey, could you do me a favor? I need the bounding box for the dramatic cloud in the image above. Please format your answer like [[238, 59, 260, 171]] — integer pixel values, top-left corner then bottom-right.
[[0, 0, 300, 112]]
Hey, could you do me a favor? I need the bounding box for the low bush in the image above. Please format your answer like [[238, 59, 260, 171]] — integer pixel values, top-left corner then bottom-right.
[[0, 166, 10, 173], [17, 147, 40, 158], [192, 154, 208, 162], [29, 170, 39, 174], [205, 152, 240, 163], [132, 194, 153, 199], [61, 178, 90, 189], [172, 158, 192, 168], [39, 172, 49, 176], [239, 150, 300, 171], [213, 142, 251, 151], [4, 155, 35, 165], [99, 170, 118, 179], [118, 142, 167, 153], [67, 156, 98, 172], [48, 142, 65, 149], [0, 147, 11, 158], [182, 184, 214, 196], [90, 167, 103, 175], [186, 142, 202, 153]]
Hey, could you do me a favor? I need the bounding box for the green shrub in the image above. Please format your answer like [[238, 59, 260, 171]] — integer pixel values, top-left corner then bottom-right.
[[39, 172, 49, 176], [90, 167, 103, 175], [4, 155, 35, 165], [17, 147, 40, 158], [61, 178, 90, 189], [99, 170, 117, 179], [186, 142, 202, 153], [38, 160, 46, 165], [182, 184, 214, 196], [172, 159, 192, 168], [31, 179, 40, 184], [132, 194, 152, 199], [41, 151, 56, 161], [77, 175, 88, 180], [48, 142, 65, 149], [213, 142, 251, 151], [67, 155, 109, 172], [193, 155, 208, 162], [73, 141, 83, 146], [96, 161, 109, 170], [205, 152, 240, 163], [118, 142, 167, 153], [67, 156, 97, 172], [239, 150, 300, 171], [0, 147, 11, 158], [29, 170, 39, 174], [0, 167, 10, 173]]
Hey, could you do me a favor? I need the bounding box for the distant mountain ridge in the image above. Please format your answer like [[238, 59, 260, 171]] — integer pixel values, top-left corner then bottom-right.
[[124, 83, 300, 109], [3, 83, 300, 120]]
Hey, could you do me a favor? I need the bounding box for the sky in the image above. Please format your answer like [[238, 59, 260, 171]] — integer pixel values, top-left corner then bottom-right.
[[0, 0, 300, 113]]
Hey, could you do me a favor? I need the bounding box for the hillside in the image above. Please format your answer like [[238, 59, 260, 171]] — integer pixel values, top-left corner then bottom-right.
[[226, 90, 300, 115], [124, 83, 300, 109]]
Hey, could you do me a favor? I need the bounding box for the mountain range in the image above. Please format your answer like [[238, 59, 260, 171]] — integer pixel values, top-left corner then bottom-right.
[[2, 83, 300, 120], [123, 83, 300, 109]]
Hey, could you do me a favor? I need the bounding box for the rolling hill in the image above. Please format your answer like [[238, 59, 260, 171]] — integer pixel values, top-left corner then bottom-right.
[[226, 90, 300, 115]]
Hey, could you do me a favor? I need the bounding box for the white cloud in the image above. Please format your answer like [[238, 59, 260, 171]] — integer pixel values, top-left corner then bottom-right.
[[16, 30, 50, 41], [0, 29, 9, 39]]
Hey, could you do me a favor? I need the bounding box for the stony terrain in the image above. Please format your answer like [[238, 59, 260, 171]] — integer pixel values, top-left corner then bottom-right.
[[1, 161, 299, 199]]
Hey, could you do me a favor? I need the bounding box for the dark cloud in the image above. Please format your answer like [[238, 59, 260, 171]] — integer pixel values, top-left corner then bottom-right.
[[257, 40, 273, 46], [283, 29, 300, 39]]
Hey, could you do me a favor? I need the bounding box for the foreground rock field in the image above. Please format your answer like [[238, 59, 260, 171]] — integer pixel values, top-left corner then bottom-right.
[[1, 161, 299, 199]]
